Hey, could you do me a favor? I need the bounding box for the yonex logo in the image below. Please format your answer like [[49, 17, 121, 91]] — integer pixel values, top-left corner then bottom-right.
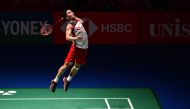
[[0, 90, 17, 95]]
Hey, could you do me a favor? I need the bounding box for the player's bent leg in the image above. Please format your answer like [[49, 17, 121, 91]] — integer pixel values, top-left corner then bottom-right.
[[70, 63, 81, 77], [63, 63, 81, 91], [50, 62, 72, 92], [56, 63, 72, 80]]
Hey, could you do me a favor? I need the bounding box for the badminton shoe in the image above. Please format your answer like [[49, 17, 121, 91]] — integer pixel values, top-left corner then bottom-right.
[[50, 80, 57, 92]]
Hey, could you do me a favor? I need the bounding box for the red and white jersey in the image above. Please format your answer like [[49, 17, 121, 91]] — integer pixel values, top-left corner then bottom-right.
[[69, 20, 88, 49]]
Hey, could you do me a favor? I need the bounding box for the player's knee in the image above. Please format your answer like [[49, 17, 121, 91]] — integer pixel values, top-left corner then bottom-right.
[[63, 62, 72, 69]]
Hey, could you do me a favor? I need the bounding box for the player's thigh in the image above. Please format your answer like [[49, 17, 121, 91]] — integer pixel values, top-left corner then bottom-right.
[[65, 50, 75, 64]]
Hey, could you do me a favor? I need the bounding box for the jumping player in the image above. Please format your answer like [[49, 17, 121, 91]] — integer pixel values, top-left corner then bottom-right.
[[50, 10, 88, 92]]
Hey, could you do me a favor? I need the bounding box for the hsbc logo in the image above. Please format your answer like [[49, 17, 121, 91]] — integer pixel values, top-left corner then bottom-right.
[[60, 18, 133, 37], [0, 90, 17, 95], [60, 18, 98, 37], [101, 24, 133, 33]]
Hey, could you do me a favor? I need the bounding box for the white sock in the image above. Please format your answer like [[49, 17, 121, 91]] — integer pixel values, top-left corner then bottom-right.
[[54, 76, 59, 83], [67, 75, 72, 82]]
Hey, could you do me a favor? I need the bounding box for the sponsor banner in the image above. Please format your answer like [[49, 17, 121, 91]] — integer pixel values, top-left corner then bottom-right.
[[1, 12, 190, 44], [0, 12, 53, 44], [139, 12, 190, 44], [53, 12, 139, 44]]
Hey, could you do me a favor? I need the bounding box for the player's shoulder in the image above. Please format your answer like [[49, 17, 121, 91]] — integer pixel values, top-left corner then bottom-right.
[[68, 20, 77, 26], [66, 22, 74, 29]]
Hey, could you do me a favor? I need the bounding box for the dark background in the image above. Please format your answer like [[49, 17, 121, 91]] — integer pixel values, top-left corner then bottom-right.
[[0, 45, 189, 109], [0, 0, 190, 109], [0, 0, 190, 11]]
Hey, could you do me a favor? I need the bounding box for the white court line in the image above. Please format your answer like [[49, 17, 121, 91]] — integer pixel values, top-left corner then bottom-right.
[[0, 98, 129, 100], [0, 98, 134, 109], [104, 99, 111, 109], [127, 98, 134, 109]]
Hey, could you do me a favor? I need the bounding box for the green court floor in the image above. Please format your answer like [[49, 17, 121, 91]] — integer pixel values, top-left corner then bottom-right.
[[0, 88, 162, 109]]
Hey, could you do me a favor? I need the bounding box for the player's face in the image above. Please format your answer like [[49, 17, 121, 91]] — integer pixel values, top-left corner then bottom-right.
[[66, 10, 76, 20]]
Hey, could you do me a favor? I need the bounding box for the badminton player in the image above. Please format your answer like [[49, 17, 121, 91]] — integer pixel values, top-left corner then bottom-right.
[[50, 10, 88, 92]]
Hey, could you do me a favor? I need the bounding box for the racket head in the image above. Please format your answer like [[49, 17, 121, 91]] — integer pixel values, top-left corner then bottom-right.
[[40, 24, 53, 36]]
